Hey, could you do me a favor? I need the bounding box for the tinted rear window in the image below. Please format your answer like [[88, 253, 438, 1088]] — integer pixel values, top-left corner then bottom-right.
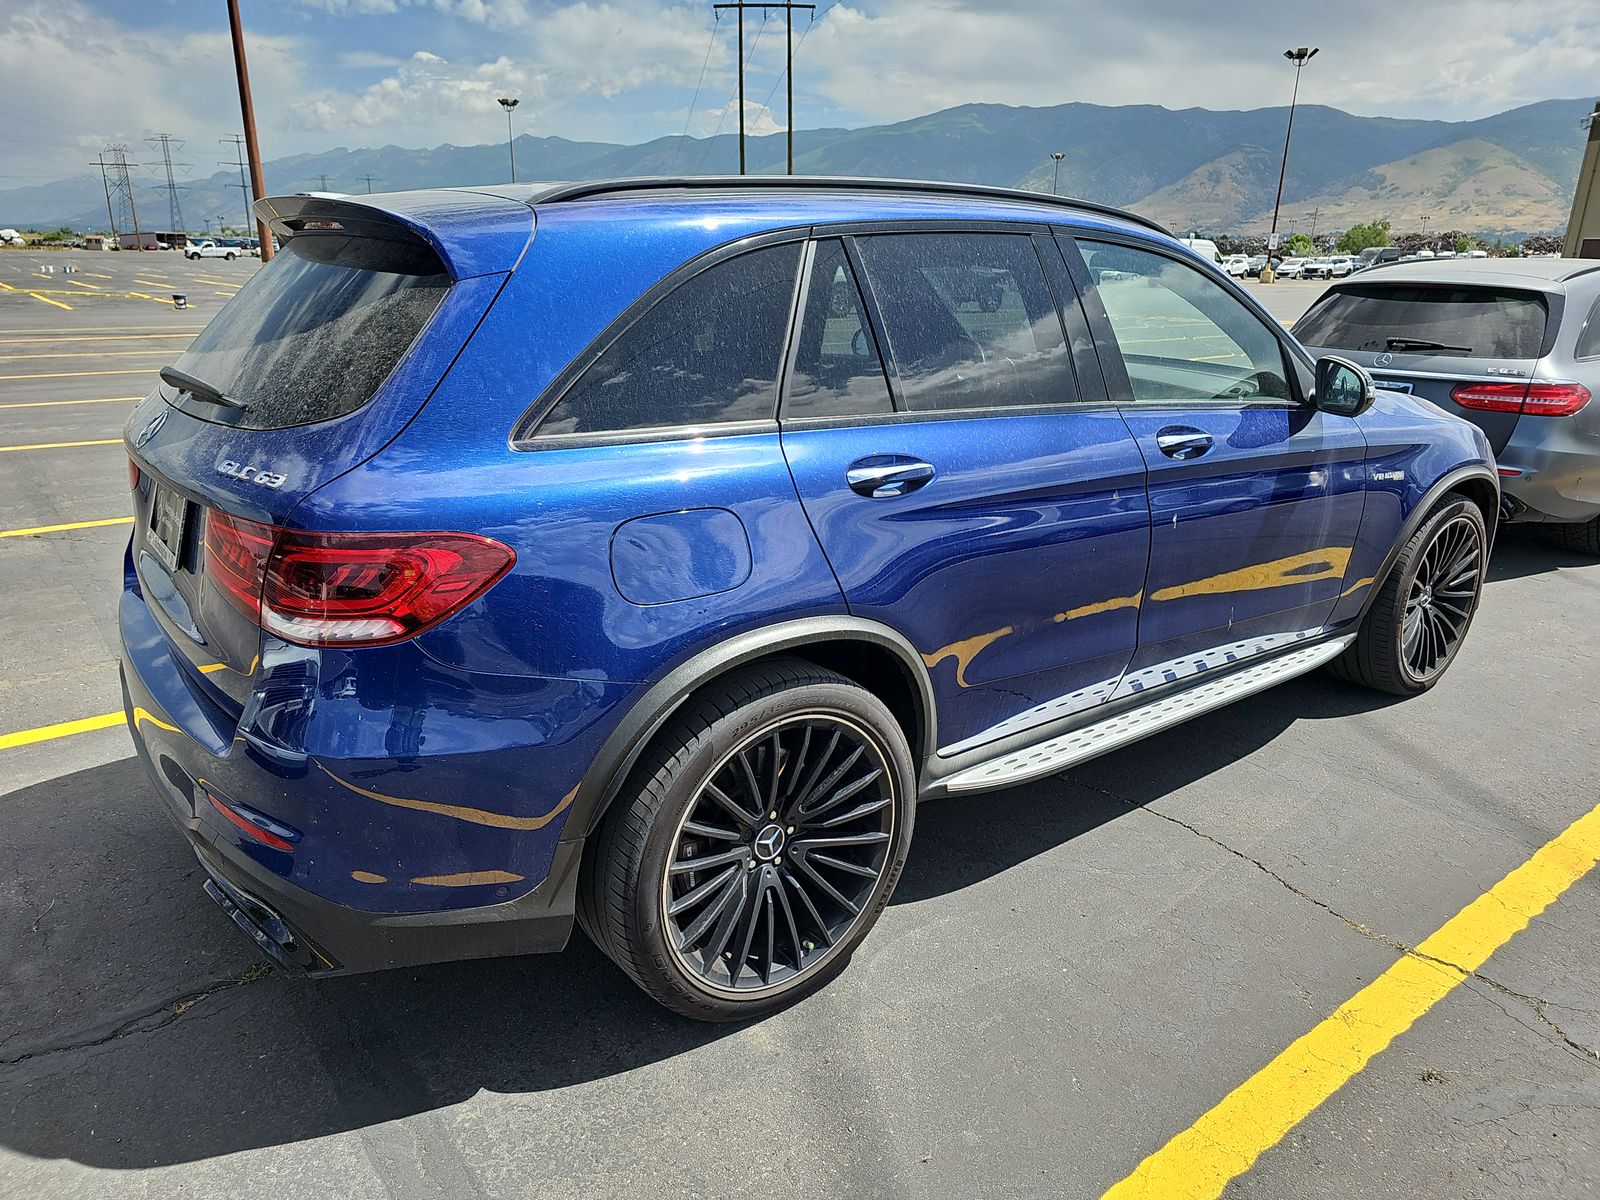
[[1293, 285, 1547, 359], [169, 234, 449, 430]]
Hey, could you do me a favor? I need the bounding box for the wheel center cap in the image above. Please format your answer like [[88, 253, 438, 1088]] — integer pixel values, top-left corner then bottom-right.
[[753, 823, 785, 862]]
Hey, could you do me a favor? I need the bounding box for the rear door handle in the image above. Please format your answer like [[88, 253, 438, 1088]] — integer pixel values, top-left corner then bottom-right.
[[1155, 427, 1214, 459], [846, 455, 937, 498]]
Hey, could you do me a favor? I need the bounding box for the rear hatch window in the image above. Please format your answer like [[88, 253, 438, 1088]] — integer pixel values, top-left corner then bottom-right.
[[166, 234, 449, 430], [1293, 284, 1547, 359], [1293, 283, 1549, 452]]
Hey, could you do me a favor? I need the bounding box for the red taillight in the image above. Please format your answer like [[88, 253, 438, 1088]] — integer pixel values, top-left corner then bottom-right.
[[1450, 381, 1526, 413], [128, 458, 140, 490], [208, 792, 294, 851], [202, 511, 514, 647], [1452, 380, 1591, 417], [1520, 382, 1591, 416]]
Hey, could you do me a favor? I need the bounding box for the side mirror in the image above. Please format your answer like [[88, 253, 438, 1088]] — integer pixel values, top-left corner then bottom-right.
[[1315, 355, 1377, 417]]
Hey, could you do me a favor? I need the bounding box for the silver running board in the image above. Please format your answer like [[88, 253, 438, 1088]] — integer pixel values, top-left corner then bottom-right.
[[941, 634, 1355, 794]]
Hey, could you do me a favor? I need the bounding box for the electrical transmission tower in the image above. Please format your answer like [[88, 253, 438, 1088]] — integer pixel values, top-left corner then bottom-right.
[[146, 134, 191, 233], [220, 135, 254, 235], [97, 145, 144, 249], [358, 173, 379, 194]]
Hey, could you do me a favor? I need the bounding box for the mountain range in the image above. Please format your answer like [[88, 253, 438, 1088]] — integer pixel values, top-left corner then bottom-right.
[[2, 96, 1591, 237]]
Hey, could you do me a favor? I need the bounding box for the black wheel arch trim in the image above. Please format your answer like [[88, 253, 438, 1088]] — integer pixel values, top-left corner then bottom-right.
[[1356, 464, 1499, 624], [562, 616, 938, 845]]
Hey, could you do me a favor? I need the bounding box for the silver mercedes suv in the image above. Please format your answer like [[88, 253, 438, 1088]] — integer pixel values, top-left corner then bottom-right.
[[1294, 258, 1600, 553]]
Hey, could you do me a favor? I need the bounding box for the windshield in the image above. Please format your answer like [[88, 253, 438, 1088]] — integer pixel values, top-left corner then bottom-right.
[[168, 233, 450, 430]]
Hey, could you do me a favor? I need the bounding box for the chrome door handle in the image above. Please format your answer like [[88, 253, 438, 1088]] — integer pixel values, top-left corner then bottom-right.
[[1155, 428, 1214, 459], [846, 456, 937, 498]]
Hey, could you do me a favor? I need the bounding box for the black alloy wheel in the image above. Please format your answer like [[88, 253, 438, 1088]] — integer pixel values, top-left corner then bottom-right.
[[1401, 513, 1483, 681], [661, 713, 897, 996]]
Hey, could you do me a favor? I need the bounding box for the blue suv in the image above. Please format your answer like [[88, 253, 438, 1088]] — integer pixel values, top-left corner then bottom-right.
[[122, 178, 1498, 1020]]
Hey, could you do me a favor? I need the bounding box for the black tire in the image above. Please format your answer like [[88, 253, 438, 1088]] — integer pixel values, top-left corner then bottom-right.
[[1556, 515, 1600, 557], [1328, 493, 1487, 695], [225, 252, 236, 261], [578, 658, 916, 1022]]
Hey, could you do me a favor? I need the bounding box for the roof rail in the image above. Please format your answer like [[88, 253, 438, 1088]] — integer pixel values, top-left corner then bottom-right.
[[525, 175, 1171, 236]]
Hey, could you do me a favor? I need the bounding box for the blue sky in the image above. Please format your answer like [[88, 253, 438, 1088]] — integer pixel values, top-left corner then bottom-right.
[[2, 0, 1597, 186]]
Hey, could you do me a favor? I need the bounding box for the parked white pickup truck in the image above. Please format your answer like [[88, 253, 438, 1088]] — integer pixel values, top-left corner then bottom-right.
[[185, 240, 239, 260]]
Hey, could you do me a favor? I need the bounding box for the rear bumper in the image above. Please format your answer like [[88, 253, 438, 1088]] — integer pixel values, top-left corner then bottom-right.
[[119, 576, 594, 975], [125, 667, 582, 974], [1497, 422, 1600, 523]]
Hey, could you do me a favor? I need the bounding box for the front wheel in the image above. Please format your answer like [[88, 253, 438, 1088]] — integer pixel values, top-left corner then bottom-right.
[[1329, 493, 1487, 695], [578, 659, 916, 1021]]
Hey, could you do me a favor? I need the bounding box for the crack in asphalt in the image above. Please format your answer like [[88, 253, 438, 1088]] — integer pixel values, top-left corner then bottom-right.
[[0, 963, 271, 1069], [1070, 775, 1600, 1068]]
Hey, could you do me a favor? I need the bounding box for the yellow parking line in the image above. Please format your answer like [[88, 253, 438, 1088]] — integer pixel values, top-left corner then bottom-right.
[[0, 348, 170, 362], [84, 271, 115, 279], [66, 279, 102, 290], [0, 395, 140, 410], [27, 293, 72, 311], [0, 326, 202, 335], [0, 516, 133, 539], [0, 438, 123, 453], [0, 367, 154, 381], [0, 711, 126, 751], [213, 291, 239, 298], [0, 333, 194, 345], [1099, 799, 1600, 1200]]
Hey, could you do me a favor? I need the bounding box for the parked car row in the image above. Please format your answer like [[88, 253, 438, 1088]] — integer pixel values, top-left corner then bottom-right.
[[125, 176, 1514, 1021]]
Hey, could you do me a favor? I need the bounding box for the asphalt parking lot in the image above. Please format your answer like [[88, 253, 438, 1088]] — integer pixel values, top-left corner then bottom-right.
[[2, 257, 1597, 1199]]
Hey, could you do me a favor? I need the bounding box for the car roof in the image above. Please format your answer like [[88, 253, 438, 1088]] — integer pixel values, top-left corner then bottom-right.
[[1354, 258, 1600, 288], [258, 176, 1174, 279]]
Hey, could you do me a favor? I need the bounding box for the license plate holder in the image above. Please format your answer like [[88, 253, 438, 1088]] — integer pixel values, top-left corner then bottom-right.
[[147, 483, 191, 573]]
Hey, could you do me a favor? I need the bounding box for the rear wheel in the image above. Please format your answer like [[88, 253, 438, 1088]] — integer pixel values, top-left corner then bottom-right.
[[1556, 515, 1600, 557], [1329, 494, 1487, 695], [579, 659, 915, 1021], [225, 252, 237, 261]]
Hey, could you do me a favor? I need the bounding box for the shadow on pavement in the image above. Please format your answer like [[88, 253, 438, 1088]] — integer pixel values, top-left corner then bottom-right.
[[1486, 526, 1594, 585], [0, 671, 1400, 1170]]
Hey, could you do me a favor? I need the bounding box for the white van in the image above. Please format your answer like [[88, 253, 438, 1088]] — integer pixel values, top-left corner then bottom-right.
[[1174, 235, 1223, 265]]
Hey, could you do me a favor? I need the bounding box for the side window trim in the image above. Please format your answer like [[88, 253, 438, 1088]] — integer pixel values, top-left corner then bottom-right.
[[1576, 293, 1600, 361], [1057, 228, 1309, 409], [839, 234, 908, 412], [1033, 231, 1108, 407], [510, 227, 807, 448]]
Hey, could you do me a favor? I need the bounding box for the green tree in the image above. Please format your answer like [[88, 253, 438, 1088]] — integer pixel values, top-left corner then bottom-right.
[[1453, 234, 1478, 254], [1286, 233, 1315, 256], [1336, 219, 1391, 255]]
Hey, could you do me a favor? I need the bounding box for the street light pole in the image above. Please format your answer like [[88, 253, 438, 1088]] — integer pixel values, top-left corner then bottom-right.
[[1267, 46, 1318, 261], [498, 97, 520, 183], [1050, 152, 1065, 196]]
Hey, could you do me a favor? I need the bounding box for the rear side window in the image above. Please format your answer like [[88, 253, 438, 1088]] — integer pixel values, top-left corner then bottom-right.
[[854, 232, 1077, 412], [1575, 296, 1600, 360], [784, 240, 893, 421], [171, 234, 449, 430], [538, 242, 802, 437], [1293, 285, 1548, 359]]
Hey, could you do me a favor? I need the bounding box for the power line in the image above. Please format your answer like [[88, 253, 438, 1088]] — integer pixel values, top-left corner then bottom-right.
[[146, 134, 190, 233], [669, 13, 722, 174], [220, 135, 254, 236]]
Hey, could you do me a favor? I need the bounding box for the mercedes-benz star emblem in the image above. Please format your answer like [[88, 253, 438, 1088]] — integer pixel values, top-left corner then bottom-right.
[[753, 824, 785, 862], [134, 409, 166, 448], [1375, 352, 1393, 367]]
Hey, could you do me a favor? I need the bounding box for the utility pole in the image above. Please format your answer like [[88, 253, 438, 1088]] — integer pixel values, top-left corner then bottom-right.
[[146, 134, 190, 234], [1267, 46, 1318, 259], [221, 136, 254, 239], [316, 173, 332, 190], [359, 174, 379, 194], [1307, 206, 1320, 241], [713, 2, 814, 174], [225, 0, 274, 260]]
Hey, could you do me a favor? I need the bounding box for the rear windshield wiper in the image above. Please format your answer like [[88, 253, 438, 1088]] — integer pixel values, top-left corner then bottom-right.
[[159, 365, 249, 411], [1385, 337, 1473, 355]]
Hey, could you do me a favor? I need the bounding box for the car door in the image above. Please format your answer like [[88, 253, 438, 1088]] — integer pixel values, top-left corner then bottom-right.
[[779, 230, 1151, 755], [1062, 232, 1368, 694]]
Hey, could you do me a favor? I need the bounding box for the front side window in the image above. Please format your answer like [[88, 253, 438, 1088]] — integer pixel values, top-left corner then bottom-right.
[[784, 240, 894, 421], [854, 232, 1077, 412], [538, 241, 801, 437], [1076, 238, 1293, 404]]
